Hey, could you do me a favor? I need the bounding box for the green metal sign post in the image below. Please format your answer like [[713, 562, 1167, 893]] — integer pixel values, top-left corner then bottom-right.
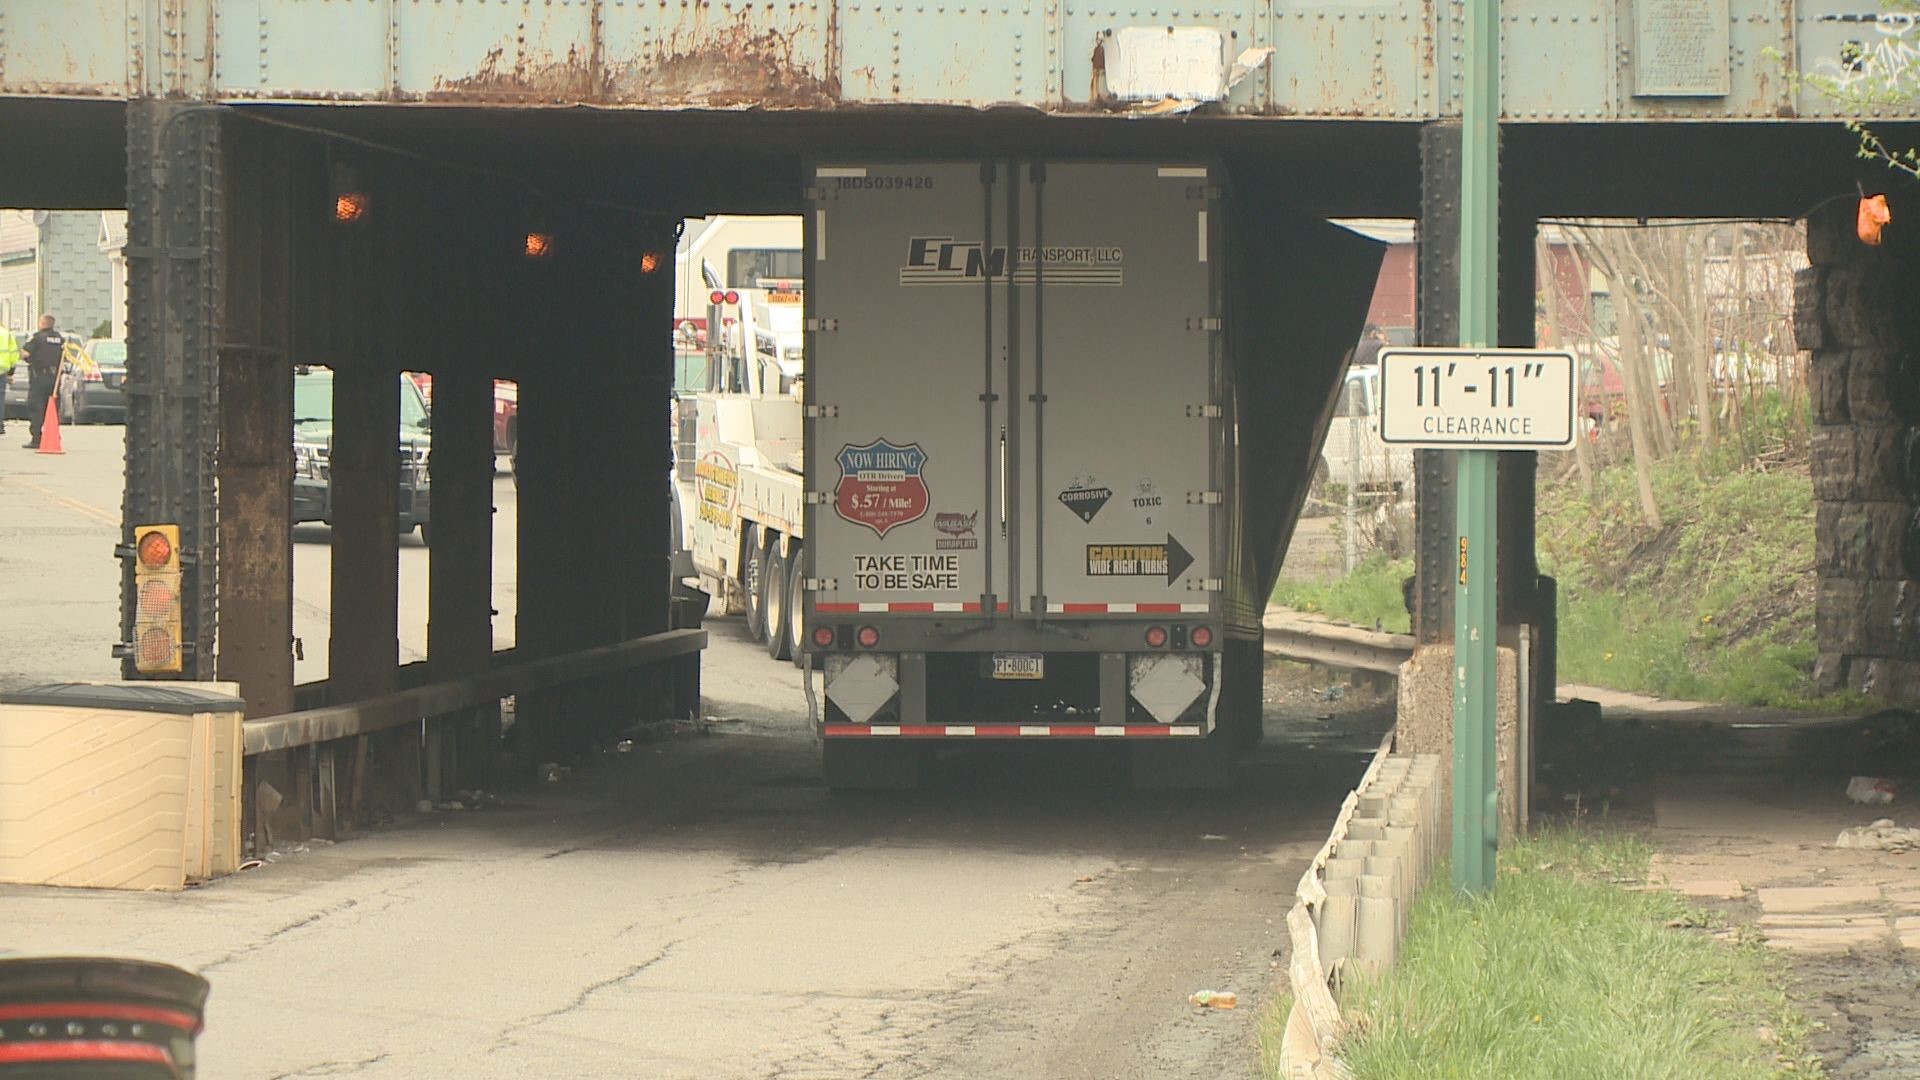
[[1371, 0, 1578, 898], [1455, 0, 1503, 894]]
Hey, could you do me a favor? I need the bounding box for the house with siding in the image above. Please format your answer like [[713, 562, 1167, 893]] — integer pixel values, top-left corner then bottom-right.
[[0, 209, 125, 340]]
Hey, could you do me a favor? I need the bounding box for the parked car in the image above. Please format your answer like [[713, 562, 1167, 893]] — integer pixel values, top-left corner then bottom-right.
[[4, 333, 82, 425], [398, 371, 518, 472], [292, 366, 434, 544], [73, 339, 128, 423]]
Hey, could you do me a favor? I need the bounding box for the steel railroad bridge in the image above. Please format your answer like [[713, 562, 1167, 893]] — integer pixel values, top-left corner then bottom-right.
[[2, 0, 1913, 841]]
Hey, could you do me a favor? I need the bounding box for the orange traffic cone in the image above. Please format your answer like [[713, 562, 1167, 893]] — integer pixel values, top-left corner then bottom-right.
[[36, 395, 64, 455]]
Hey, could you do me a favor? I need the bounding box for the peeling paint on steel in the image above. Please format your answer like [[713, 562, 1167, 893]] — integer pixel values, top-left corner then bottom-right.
[[0, 0, 1908, 122]]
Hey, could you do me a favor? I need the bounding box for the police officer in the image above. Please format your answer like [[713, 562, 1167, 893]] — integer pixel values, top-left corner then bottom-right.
[[21, 314, 66, 449]]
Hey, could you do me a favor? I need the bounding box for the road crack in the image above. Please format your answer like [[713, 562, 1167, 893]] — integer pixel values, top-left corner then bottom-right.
[[488, 941, 680, 1052], [268, 1050, 390, 1078]]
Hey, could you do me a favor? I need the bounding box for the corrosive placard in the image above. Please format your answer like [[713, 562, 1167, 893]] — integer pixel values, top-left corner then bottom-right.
[[1377, 348, 1578, 450]]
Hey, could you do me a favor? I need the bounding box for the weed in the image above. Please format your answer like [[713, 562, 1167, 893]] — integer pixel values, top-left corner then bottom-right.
[[1329, 827, 1823, 1080]]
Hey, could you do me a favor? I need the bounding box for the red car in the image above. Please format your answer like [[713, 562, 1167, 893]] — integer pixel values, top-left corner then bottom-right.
[[407, 373, 519, 461]]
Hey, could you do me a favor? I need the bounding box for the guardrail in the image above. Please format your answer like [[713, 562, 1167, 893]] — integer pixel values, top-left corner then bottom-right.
[[245, 630, 705, 754], [1263, 610, 1414, 676], [1281, 735, 1443, 1079]]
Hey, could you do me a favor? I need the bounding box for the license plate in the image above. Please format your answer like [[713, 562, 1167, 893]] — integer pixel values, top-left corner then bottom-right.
[[992, 653, 1044, 680]]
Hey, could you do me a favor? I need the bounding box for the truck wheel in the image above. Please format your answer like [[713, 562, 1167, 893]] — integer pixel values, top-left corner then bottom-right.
[[764, 543, 793, 661], [824, 741, 924, 791], [743, 528, 766, 641], [787, 545, 810, 669]]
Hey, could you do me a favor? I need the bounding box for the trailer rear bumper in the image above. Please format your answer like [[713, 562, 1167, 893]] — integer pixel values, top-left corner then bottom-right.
[[813, 648, 1220, 735]]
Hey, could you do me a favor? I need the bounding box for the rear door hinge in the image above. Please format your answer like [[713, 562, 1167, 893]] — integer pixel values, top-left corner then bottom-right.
[[1186, 490, 1223, 505], [805, 577, 838, 590], [1186, 317, 1221, 332], [804, 404, 839, 418], [806, 317, 839, 332], [1189, 578, 1224, 593], [804, 492, 830, 505], [1185, 404, 1222, 418]]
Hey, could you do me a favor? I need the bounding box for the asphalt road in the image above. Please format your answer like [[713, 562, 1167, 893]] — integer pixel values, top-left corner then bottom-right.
[[0, 426, 516, 688], [0, 425, 1393, 1078]]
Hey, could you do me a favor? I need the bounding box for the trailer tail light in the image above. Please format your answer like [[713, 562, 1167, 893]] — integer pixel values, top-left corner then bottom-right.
[[812, 626, 835, 649], [1190, 625, 1214, 649], [1144, 626, 1168, 649], [857, 626, 880, 649], [709, 290, 726, 305], [724, 290, 740, 305]]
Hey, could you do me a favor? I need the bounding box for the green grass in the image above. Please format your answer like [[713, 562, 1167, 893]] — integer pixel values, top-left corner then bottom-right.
[[1538, 458, 1860, 709], [1326, 828, 1822, 1080], [1273, 554, 1413, 635], [1273, 446, 1865, 709]]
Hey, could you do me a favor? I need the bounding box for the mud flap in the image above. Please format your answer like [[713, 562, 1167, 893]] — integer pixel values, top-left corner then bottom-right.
[[823, 740, 925, 791], [1130, 732, 1231, 790], [1222, 638, 1266, 755]]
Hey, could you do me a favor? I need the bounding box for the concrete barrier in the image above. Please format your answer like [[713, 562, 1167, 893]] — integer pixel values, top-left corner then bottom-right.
[[1279, 736, 1445, 1079]]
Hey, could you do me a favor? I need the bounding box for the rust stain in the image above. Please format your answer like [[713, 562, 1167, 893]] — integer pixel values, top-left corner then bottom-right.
[[428, 43, 601, 103], [604, 16, 840, 108], [424, 16, 844, 108]]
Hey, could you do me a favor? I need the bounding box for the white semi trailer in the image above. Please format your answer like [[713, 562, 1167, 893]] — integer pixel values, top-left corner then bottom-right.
[[798, 159, 1384, 789]]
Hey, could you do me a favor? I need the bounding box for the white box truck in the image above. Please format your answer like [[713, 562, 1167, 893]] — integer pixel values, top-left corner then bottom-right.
[[800, 159, 1382, 788]]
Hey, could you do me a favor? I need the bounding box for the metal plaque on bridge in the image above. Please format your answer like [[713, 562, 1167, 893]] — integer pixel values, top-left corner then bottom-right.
[[1633, 0, 1731, 97]]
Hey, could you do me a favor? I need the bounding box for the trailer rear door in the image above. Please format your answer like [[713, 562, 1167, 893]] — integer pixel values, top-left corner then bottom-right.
[[1015, 163, 1219, 618], [806, 163, 1009, 617]]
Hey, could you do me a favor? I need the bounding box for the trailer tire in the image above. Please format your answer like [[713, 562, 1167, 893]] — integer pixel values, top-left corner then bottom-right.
[[787, 545, 811, 669], [824, 741, 924, 791], [743, 528, 767, 641], [765, 543, 793, 661]]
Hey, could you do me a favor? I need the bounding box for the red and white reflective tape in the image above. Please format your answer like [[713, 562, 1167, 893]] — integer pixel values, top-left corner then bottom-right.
[[815, 601, 1010, 614], [823, 723, 1205, 738], [1045, 602, 1210, 614]]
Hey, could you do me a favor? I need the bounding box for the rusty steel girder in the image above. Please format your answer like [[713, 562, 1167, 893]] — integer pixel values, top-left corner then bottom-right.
[[5, 0, 1918, 123]]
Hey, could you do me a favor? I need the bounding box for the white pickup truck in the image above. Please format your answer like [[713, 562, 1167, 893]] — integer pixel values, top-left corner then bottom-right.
[[1317, 365, 1415, 495]]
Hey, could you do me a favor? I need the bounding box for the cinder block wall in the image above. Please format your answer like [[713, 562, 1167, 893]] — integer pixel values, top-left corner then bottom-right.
[[1801, 197, 1920, 698]]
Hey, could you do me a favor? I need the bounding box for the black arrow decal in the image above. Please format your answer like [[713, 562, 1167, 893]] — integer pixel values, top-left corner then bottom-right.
[[1165, 533, 1194, 585]]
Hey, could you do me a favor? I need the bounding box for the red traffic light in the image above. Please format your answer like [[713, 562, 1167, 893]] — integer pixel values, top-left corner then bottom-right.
[[136, 530, 174, 568]]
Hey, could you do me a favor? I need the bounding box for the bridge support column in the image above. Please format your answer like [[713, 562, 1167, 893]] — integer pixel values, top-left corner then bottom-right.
[[621, 234, 683, 718], [512, 264, 582, 768], [122, 101, 221, 682], [427, 365, 499, 797], [216, 121, 303, 844], [1804, 193, 1920, 699], [1400, 121, 1534, 840], [331, 360, 407, 820]]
